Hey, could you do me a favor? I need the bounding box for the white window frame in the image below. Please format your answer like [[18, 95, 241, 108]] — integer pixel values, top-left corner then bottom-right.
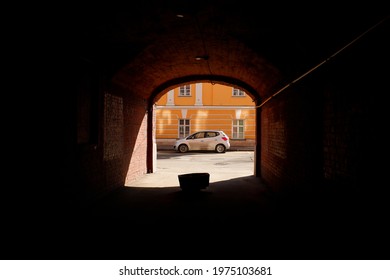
[[178, 119, 190, 138], [179, 85, 191, 96], [232, 119, 245, 139], [232, 88, 245, 96]]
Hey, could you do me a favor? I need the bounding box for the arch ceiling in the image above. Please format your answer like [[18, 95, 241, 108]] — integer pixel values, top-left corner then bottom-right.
[[72, 1, 388, 102]]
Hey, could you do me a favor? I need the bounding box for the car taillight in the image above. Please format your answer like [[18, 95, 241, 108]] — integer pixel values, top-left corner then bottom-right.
[[222, 137, 228, 141]]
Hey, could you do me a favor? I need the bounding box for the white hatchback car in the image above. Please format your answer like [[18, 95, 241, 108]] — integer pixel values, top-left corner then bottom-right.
[[174, 130, 231, 153]]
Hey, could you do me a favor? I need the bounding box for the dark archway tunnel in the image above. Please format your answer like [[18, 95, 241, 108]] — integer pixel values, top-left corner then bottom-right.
[[8, 1, 390, 260]]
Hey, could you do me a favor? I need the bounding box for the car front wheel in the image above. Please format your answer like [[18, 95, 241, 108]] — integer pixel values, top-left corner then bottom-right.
[[178, 144, 189, 153], [215, 144, 226, 153]]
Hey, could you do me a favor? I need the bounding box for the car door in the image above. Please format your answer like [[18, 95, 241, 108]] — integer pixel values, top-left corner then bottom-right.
[[189, 132, 206, 150], [204, 131, 219, 150]]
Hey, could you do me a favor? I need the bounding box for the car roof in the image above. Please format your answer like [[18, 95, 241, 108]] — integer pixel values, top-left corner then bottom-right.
[[193, 130, 224, 133]]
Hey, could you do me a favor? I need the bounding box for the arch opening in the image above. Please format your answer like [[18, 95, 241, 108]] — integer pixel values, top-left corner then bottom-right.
[[125, 80, 261, 188]]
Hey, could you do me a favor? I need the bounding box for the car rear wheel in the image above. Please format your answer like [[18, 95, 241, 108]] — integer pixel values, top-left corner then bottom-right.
[[215, 144, 226, 153], [178, 144, 189, 153]]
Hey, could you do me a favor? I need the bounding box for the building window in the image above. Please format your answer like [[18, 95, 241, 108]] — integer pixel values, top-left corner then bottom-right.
[[179, 119, 190, 138], [232, 119, 244, 139], [232, 88, 245, 96], [179, 85, 191, 96]]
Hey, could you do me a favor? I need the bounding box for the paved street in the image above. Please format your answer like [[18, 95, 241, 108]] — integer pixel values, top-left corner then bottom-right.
[[126, 150, 256, 187], [69, 150, 385, 260]]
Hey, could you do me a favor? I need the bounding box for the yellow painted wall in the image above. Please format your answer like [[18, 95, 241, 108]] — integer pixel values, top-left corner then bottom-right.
[[209, 83, 254, 106], [158, 92, 168, 105], [155, 83, 255, 140]]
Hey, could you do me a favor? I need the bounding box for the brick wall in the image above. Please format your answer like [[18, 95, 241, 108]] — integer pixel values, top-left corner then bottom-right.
[[260, 80, 323, 192], [76, 80, 149, 203], [120, 87, 149, 186]]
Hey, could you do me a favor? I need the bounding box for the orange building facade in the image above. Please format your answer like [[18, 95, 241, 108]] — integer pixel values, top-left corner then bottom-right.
[[155, 83, 256, 150]]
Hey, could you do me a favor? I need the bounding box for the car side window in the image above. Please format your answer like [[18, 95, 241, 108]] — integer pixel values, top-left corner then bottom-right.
[[206, 132, 217, 137], [195, 132, 205, 139]]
